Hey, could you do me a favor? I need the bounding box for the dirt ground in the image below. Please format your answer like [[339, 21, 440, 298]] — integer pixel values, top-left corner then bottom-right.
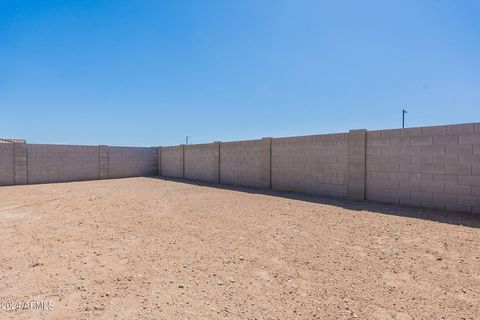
[[0, 177, 479, 320]]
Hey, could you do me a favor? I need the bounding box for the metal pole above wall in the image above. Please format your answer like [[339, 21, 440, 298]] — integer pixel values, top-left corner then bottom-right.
[[402, 109, 407, 128]]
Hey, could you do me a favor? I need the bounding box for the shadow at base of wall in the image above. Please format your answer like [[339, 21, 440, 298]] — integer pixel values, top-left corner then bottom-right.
[[152, 176, 480, 229]]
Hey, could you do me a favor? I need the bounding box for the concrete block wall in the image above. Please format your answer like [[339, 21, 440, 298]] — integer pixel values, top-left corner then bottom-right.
[[14, 143, 28, 185], [159, 146, 184, 178], [0, 144, 14, 186], [27, 144, 100, 184], [159, 122, 479, 214], [0, 143, 158, 186], [99, 145, 109, 179], [348, 130, 366, 200], [366, 123, 480, 214], [108, 146, 157, 179], [219, 138, 270, 188], [184, 142, 220, 183], [271, 133, 348, 197], [1, 121, 478, 214]]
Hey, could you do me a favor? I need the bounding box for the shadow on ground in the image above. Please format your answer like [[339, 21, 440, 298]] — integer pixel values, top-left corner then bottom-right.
[[152, 176, 480, 229]]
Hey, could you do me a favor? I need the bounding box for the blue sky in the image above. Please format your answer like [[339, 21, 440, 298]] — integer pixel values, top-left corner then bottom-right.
[[1, 0, 479, 146]]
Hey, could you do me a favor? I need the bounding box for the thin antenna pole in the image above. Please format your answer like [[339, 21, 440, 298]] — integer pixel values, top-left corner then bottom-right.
[[185, 136, 191, 145], [402, 109, 407, 128]]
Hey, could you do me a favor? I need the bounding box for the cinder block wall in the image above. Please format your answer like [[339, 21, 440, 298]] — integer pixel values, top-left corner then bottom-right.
[[272, 133, 348, 197], [0, 143, 158, 186], [0, 144, 14, 186], [366, 123, 480, 214], [184, 143, 219, 183], [27, 144, 100, 184], [159, 122, 479, 214], [1, 122, 478, 214], [108, 146, 157, 178], [159, 146, 184, 178], [219, 139, 270, 188]]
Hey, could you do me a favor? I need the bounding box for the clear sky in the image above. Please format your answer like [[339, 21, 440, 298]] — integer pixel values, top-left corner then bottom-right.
[[1, 1, 479, 146]]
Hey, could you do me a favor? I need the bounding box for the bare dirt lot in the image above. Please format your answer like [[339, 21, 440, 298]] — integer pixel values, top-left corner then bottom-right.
[[0, 177, 479, 320]]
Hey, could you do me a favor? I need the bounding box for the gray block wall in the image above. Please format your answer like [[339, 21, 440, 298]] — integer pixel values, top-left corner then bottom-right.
[[271, 133, 348, 197], [108, 146, 157, 179], [0, 143, 157, 185], [14, 143, 28, 185], [1, 122, 479, 214], [159, 122, 479, 214], [366, 123, 480, 214], [348, 130, 366, 200], [0, 144, 14, 186], [99, 145, 109, 179], [159, 146, 184, 178], [219, 138, 271, 188], [27, 144, 100, 184], [184, 142, 219, 183]]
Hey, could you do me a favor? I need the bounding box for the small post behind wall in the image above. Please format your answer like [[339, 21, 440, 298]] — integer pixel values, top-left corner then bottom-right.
[[347, 129, 366, 200]]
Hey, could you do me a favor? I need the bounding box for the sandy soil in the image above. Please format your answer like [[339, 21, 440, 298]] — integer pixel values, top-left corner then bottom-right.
[[0, 177, 479, 320]]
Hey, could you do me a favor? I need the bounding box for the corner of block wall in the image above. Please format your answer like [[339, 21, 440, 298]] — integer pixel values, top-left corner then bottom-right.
[[347, 129, 367, 200]]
